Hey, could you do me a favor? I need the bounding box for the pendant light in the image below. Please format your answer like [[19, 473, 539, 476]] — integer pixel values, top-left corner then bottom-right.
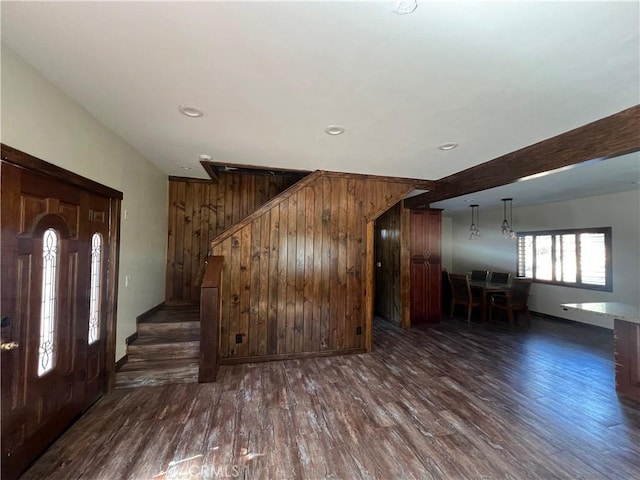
[[500, 198, 516, 239], [469, 204, 480, 240]]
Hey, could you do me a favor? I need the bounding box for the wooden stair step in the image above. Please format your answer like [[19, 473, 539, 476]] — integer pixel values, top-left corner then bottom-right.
[[137, 320, 199, 337], [115, 359, 199, 389], [117, 305, 202, 389], [133, 329, 200, 344], [139, 306, 200, 323], [127, 340, 199, 362]]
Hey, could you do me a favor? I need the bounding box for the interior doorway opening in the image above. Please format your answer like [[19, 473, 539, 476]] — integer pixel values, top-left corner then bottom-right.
[[369, 196, 443, 340]]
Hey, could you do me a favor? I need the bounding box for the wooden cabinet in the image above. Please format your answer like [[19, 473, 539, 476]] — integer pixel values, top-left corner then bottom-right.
[[409, 209, 442, 324], [614, 319, 640, 403]]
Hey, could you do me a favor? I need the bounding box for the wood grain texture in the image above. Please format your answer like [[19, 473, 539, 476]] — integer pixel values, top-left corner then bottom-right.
[[22, 315, 640, 480], [199, 256, 223, 383], [115, 306, 201, 389], [364, 221, 374, 353], [374, 202, 402, 325], [615, 319, 640, 403], [409, 209, 442, 325], [406, 105, 640, 207], [1, 155, 121, 479], [377, 205, 443, 329], [400, 203, 411, 328], [166, 173, 299, 304], [211, 171, 422, 361], [1, 144, 123, 199], [199, 160, 310, 180]]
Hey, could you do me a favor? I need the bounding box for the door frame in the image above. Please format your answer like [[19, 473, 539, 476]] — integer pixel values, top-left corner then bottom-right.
[[364, 200, 412, 351], [1, 144, 122, 392]]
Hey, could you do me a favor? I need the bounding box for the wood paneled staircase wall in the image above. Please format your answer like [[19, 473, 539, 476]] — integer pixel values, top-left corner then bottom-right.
[[166, 173, 300, 304], [210, 170, 432, 362]]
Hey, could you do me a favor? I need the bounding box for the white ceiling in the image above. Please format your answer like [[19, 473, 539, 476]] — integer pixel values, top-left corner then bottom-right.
[[2, 1, 639, 199]]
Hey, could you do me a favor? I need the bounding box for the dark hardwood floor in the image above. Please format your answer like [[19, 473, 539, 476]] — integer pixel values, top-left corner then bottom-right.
[[21, 315, 640, 479]]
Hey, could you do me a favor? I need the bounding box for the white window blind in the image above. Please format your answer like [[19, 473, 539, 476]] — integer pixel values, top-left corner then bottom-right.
[[517, 228, 611, 291]]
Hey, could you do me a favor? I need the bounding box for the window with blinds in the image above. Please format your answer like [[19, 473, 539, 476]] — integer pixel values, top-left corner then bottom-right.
[[517, 227, 612, 291]]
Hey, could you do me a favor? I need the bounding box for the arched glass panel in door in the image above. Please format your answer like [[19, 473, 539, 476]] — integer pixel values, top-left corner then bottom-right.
[[88, 233, 102, 344], [38, 228, 59, 376]]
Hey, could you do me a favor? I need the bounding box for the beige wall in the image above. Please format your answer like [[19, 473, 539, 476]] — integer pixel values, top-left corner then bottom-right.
[[446, 189, 640, 329], [1, 46, 168, 360]]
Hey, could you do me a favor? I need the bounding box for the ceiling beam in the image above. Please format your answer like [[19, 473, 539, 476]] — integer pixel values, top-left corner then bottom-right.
[[405, 105, 640, 208]]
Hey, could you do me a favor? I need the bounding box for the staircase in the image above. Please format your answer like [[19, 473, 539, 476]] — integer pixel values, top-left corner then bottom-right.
[[115, 305, 201, 388]]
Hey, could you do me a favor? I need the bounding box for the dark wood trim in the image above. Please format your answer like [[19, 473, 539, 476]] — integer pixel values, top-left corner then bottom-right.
[[170, 173, 294, 184], [199, 162, 219, 180], [405, 105, 640, 207], [124, 332, 138, 346], [1, 144, 124, 200], [105, 198, 121, 393], [218, 348, 365, 365], [400, 202, 411, 328], [135, 302, 166, 324], [364, 222, 374, 352], [114, 355, 128, 372], [167, 176, 215, 184], [201, 160, 311, 180], [322, 170, 435, 190], [199, 256, 224, 383]]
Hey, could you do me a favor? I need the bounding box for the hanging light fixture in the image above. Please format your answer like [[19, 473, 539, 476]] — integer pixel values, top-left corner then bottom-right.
[[500, 198, 516, 239], [469, 204, 480, 240]]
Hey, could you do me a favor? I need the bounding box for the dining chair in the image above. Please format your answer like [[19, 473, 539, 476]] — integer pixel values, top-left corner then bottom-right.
[[449, 273, 482, 323], [471, 270, 489, 282], [489, 272, 511, 284], [489, 278, 533, 326]]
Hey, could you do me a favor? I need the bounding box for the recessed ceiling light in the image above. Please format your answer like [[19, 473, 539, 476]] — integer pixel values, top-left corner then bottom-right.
[[325, 125, 345, 136], [180, 166, 192, 170], [199, 154, 212, 161], [438, 142, 459, 151], [178, 105, 204, 118]]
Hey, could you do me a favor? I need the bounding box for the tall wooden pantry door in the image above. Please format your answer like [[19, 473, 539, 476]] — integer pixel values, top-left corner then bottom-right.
[[409, 209, 442, 325]]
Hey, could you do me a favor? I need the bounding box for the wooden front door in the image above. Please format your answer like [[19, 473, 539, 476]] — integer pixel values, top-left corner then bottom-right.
[[1, 161, 112, 479]]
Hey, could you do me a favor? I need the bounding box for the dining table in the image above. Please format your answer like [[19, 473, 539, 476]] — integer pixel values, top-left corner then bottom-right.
[[469, 280, 511, 322]]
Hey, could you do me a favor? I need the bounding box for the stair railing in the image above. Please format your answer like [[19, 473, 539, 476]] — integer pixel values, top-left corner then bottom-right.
[[199, 255, 224, 382]]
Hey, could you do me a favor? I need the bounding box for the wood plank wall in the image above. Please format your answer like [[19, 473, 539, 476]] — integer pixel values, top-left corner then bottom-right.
[[166, 173, 299, 304], [374, 202, 402, 325], [211, 171, 421, 361]]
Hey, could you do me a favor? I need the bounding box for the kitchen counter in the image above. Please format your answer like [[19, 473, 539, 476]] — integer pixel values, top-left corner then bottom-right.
[[562, 302, 640, 403], [562, 302, 639, 324]]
